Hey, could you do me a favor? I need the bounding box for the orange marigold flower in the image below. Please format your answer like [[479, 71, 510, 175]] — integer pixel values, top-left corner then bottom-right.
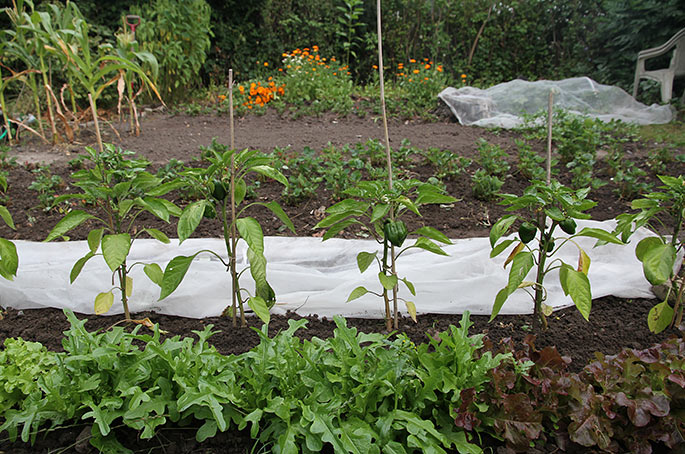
[[413, 69, 420, 74], [268, 76, 273, 81], [437, 65, 443, 72], [425, 64, 430, 69], [333, 72, 337, 75], [312, 45, 319, 52], [239, 85, 245, 94], [303, 51, 309, 56], [410, 59, 416, 63], [330, 57, 336, 62], [264, 62, 269, 67], [315, 55, 320, 61], [461, 73, 467, 79], [217, 94, 226, 101], [287, 64, 292, 69], [278, 67, 283, 72], [372, 65, 378, 69]]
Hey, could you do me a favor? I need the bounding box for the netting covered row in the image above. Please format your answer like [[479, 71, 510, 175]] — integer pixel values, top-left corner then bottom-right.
[[438, 77, 673, 128]]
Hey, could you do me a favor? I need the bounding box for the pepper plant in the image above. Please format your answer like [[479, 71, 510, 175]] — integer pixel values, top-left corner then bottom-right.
[[489, 180, 623, 329], [613, 175, 685, 333], [0, 174, 17, 281], [315, 179, 456, 331], [45, 144, 182, 321], [157, 140, 294, 327]]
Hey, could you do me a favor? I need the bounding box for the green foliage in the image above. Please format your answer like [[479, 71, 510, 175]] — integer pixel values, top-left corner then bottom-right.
[[132, 0, 212, 101], [489, 180, 623, 329], [315, 179, 456, 328], [614, 175, 685, 332], [475, 139, 510, 177], [421, 148, 471, 181], [584, 0, 685, 91], [0, 311, 507, 453], [515, 139, 551, 182], [335, 0, 364, 66], [471, 169, 503, 201], [27, 164, 64, 211], [0, 338, 57, 416], [161, 139, 294, 326], [0, 172, 17, 281], [278, 47, 355, 115], [44, 144, 180, 319]]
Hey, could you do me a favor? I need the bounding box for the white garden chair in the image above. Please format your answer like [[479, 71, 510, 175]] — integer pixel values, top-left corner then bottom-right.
[[633, 28, 685, 103]]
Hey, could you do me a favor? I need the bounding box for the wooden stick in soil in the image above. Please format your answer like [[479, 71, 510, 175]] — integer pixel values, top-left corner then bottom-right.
[[228, 69, 244, 327], [546, 91, 553, 184], [377, 0, 397, 331], [88, 93, 104, 153]]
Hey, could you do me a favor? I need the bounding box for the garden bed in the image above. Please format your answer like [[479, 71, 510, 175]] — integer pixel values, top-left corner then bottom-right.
[[1, 110, 684, 453]]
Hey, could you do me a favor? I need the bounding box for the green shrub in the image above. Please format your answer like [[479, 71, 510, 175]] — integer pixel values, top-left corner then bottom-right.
[[132, 0, 212, 101]]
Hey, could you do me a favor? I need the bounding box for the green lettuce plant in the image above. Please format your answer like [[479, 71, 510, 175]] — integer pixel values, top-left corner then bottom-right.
[[489, 180, 623, 329], [158, 140, 294, 326], [315, 179, 456, 330], [614, 174, 685, 333], [45, 144, 181, 320]]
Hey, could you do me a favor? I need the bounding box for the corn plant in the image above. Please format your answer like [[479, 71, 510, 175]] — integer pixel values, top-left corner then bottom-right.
[[614, 175, 685, 333], [489, 180, 623, 329], [45, 144, 182, 321], [157, 140, 294, 327], [38, 4, 162, 150], [109, 27, 159, 136], [315, 179, 456, 330]]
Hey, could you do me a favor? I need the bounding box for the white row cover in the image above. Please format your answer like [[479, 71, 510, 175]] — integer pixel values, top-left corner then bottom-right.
[[0, 220, 658, 319], [438, 77, 673, 129]]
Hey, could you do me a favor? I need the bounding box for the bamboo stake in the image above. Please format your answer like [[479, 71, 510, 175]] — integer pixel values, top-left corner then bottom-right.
[[377, 0, 400, 331], [547, 91, 553, 185], [228, 69, 243, 327], [88, 93, 103, 153]]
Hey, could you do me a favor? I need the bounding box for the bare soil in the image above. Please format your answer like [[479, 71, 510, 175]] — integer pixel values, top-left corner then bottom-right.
[[0, 109, 683, 453]]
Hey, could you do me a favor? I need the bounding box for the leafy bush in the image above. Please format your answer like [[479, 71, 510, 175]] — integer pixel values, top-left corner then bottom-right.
[[132, 0, 212, 101], [278, 46, 355, 115]]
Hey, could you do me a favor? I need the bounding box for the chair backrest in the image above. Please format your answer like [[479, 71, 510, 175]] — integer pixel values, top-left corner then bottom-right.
[[674, 31, 685, 76]]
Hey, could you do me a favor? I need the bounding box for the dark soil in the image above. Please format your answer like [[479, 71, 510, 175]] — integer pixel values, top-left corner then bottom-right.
[[1, 109, 684, 453]]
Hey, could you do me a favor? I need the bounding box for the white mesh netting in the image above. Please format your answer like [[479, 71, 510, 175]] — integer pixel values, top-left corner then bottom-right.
[[438, 77, 673, 128]]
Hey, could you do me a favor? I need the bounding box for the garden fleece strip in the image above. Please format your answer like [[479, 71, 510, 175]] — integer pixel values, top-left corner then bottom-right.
[[0, 219, 666, 319]]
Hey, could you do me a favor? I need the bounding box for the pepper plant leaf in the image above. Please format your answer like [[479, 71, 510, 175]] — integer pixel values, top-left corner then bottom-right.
[[559, 263, 591, 321], [101, 233, 131, 272], [356, 251, 376, 273], [45, 210, 95, 242]]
